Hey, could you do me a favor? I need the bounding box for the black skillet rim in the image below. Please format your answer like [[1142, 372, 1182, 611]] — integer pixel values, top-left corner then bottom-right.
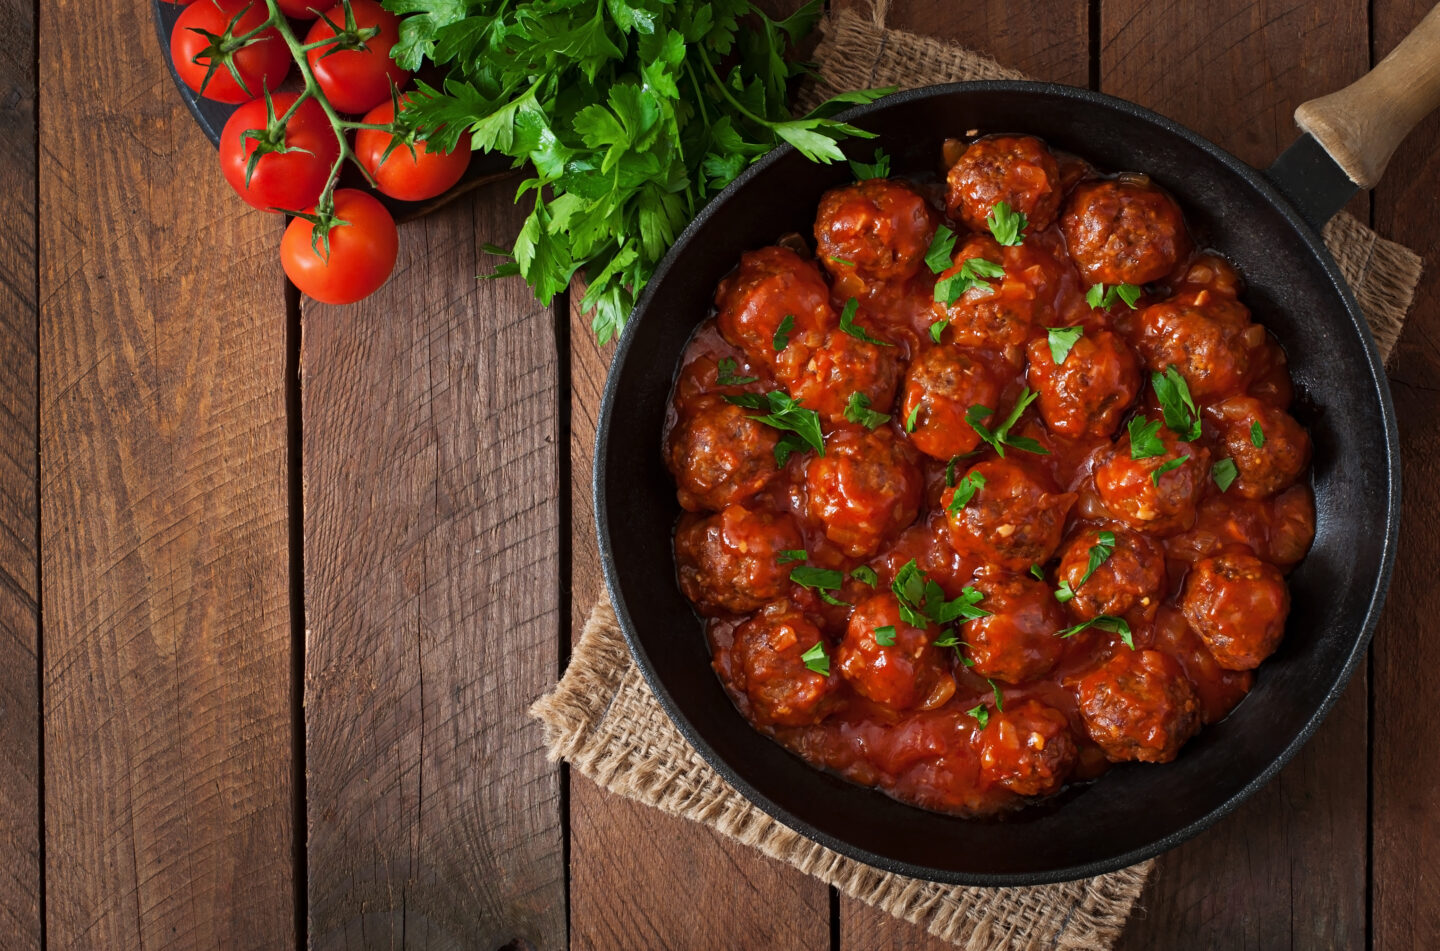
[[595, 79, 1401, 886]]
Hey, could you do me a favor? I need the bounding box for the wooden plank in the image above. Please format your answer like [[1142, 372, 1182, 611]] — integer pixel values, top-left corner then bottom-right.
[[828, 3, 1089, 946], [303, 188, 566, 948], [566, 301, 831, 950], [1102, 2, 1370, 948], [37, 0, 294, 945], [0, 0, 38, 945], [1371, 2, 1440, 947]]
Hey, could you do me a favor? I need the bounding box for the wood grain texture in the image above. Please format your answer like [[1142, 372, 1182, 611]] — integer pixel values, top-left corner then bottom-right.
[[1104, 1, 1370, 947], [566, 294, 832, 951], [0, 0, 38, 945], [303, 190, 565, 949], [38, 0, 294, 945], [1372, 2, 1440, 947]]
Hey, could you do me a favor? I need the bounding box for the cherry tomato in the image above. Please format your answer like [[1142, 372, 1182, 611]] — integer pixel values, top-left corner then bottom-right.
[[276, 0, 323, 18], [170, 0, 291, 105], [219, 94, 341, 212], [355, 98, 473, 202], [281, 189, 399, 305], [304, 0, 410, 115]]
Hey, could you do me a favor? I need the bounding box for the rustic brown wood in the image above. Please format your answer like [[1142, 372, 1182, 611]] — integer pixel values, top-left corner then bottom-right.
[[1103, 2, 1371, 947], [1372, 2, 1440, 947], [0, 0, 38, 945], [303, 189, 566, 949], [37, 0, 294, 945]]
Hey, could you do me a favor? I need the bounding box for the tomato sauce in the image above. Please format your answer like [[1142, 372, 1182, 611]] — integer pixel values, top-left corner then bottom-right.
[[664, 134, 1315, 817]]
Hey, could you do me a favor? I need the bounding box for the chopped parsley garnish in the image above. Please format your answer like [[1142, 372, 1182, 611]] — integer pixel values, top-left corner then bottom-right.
[[905, 403, 921, 433], [1057, 614, 1134, 648], [725, 390, 824, 459], [849, 148, 891, 180], [934, 257, 1005, 307], [801, 641, 830, 676], [715, 357, 758, 386], [843, 392, 891, 430], [851, 565, 878, 586], [1128, 416, 1166, 459], [838, 298, 892, 346], [1212, 457, 1239, 492], [1150, 455, 1190, 485], [944, 455, 961, 487], [929, 319, 949, 343], [1251, 421, 1266, 448], [872, 625, 897, 646], [967, 388, 1049, 456], [946, 469, 987, 513], [933, 632, 962, 647], [1152, 366, 1201, 440], [1054, 580, 1077, 603], [925, 225, 958, 274], [988, 677, 1004, 711], [891, 559, 990, 630], [1029, 564, 1045, 581], [774, 434, 808, 465], [776, 549, 807, 564], [1086, 283, 1142, 310], [772, 314, 795, 351], [789, 565, 849, 606], [829, 257, 856, 267], [1046, 325, 1084, 365], [986, 200, 1028, 246], [966, 704, 990, 728], [1057, 530, 1115, 601]]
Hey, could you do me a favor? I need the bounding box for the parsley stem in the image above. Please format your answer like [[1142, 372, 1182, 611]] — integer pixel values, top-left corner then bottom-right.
[[698, 46, 775, 132]]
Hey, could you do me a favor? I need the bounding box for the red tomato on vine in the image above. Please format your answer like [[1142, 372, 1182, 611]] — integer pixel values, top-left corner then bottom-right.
[[356, 97, 473, 202], [220, 94, 341, 212], [281, 189, 399, 304], [170, 0, 291, 104], [304, 0, 410, 115]]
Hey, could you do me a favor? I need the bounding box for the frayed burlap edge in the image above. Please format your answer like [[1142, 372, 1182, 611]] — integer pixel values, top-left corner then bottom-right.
[[532, 595, 1149, 951]]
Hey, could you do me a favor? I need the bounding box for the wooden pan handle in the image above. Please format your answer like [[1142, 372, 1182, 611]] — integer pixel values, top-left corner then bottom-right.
[[1294, 1, 1440, 189]]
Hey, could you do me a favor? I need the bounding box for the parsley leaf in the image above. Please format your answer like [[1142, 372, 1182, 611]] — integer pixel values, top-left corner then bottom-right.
[[1086, 283, 1143, 310], [773, 314, 795, 351], [929, 319, 949, 343], [1057, 614, 1134, 648], [1046, 326, 1084, 364], [1212, 457, 1238, 491], [801, 640, 830, 676], [1152, 366, 1202, 440], [946, 469, 986, 513], [851, 565, 878, 587], [1029, 564, 1045, 581], [988, 677, 1004, 712], [944, 455, 960, 487], [905, 403, 921, 433], [934, 257, 1005, 307], [966, 704, 990, 728], [790, 565, 849, 606], [873, 625, 896, 646], [1080, 531, 1116, 586], [725, 390, 824, 457], [838, 298, 892, 346], [966, 388, 1049, 457], [843, 392, 890, 430], [1150, 455, 1190, 485], [1054, 580, 1076, 603], [986, 200, 1028, 246], [925, 225, 958, 274], [849, 147, 891, 180], [776, 549, 807, 564], [890, 559, 989, 629], [715, 356, 758, 386], [1128, 416, 1166, 459], [1251, 421, 1266, 448]]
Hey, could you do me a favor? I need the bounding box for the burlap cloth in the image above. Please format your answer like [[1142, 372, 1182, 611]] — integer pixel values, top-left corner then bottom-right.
[[532, 10, 1423, 950]]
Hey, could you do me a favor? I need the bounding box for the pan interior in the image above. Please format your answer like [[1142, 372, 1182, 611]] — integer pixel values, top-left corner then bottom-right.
[[596, 83, 1395, 884]]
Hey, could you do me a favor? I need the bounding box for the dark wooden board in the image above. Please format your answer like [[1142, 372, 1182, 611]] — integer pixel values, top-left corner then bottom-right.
[[0, 0, 39, 945], [302, 187, 566, 949], [1102, 1, 1371, 947], [37, 0, 295, 944], [1371, 2, 1440, 947]]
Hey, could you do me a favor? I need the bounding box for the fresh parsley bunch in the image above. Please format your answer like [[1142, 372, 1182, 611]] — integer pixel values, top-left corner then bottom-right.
[[383, 0, 892, 343]]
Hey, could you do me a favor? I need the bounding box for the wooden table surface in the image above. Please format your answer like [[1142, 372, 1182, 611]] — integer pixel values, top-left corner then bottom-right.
[[4, 0, 1439, 947]]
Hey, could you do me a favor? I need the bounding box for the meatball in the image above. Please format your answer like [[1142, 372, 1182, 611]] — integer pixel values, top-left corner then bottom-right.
[[806, 428, 923, 558], [1076, 650, 1202, 763], [1061, 178, 1190, 286], [978, 700, 1078, 796], [943, 458, 1076, 571], [731, 601, 841, 726], [900, 344, 1000, 460], [774, 329, 902, 426], [1268, 485, 1316, 567], [946, 135, 1063, 232], [932, 235, 1058, 352], [1025, 328, 1141, 438], [1180, 550, 1290, 670], [667, 394, 780, 512], [1095, 422, 1210, 536], [1208, 396, 1310, 500], [1132, 298, 1255, 400], [814, 178, 936, 284], [837, 593, 955, 711], [1055, 527, 1166, 622], [675, 505, 804, 615], [715, 246, 835, 366], [965, 568, 1066, 683]]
